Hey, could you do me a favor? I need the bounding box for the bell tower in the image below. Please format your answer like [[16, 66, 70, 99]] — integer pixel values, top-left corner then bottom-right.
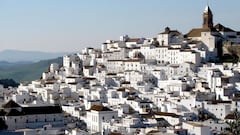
[[202, 5, 213, 29]]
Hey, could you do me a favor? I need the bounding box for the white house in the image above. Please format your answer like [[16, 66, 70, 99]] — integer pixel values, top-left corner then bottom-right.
[[182, 121, 211, 135], [1, 100, 64, 130], [86, 105, 118, 133]]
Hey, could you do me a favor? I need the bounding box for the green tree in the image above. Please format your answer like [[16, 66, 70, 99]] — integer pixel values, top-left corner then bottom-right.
[[225, 109, 240, 135], [0, 118, 7, 130], [0, 79, 19, 88]]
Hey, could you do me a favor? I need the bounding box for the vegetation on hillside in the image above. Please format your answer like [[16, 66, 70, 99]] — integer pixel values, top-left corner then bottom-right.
[[0, 61, 32, 69], [227, 45, 240, 56], [225, 109, 240, 135], [0, 118, 7, 130], [220, 45, 240, 63], [0, 79, 19, 88], [0, 57, 63, 83]]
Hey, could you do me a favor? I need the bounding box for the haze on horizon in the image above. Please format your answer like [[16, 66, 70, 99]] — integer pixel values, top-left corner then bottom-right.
[[0, 0, 239, 52]]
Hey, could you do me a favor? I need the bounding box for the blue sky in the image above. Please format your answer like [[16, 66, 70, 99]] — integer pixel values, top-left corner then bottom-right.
[[0, 0, 239, 52]]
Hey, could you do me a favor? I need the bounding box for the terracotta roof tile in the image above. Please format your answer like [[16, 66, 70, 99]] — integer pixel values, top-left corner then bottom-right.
[[6, 109, 23, 116], [22, 106, 62, 115], [187, 28, 207, 37], [159, 27, 181, 35], [186, 28, 217, 37], [185, 122, 207, 127], [155, 112, 181, 118], [225, 114, 235, 120], [2, 100, 21, 108], [126, 38, 142, 43], [89, 105, 112, 111], [207, 100, 232, 104], [109, 132, 123, 135]]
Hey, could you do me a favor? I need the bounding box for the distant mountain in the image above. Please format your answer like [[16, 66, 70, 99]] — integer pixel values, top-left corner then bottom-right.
[[0, 50, 68, 62], [0, 61, 33, 69], [0, 57, 63, 83]]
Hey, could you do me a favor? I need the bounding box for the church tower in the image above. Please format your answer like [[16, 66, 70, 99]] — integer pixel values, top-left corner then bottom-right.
[[202, 5, 213, 29]]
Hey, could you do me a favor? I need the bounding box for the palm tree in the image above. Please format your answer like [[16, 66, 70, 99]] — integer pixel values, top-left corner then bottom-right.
[[225, 109, 240, 135]]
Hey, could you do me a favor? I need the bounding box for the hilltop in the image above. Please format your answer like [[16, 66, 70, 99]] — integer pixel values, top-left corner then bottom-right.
[[0, 57, 63, 83]]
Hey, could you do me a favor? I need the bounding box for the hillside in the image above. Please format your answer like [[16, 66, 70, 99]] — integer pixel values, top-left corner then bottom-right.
[[0, 57, 63, 83], [0, 61, 33, 70], [0, 50, 67, 62], [0, 79, 19, 88]]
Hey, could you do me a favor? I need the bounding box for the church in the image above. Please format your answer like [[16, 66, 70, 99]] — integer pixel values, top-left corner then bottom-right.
[[186, 5, 240, 62]]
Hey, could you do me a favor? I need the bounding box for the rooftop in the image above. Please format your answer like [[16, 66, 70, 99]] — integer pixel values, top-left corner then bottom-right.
[[89, 105, 112, 111], [2, 100, 21, 108], [155, 112, 181, 118], [185, 122, 207, 127]]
